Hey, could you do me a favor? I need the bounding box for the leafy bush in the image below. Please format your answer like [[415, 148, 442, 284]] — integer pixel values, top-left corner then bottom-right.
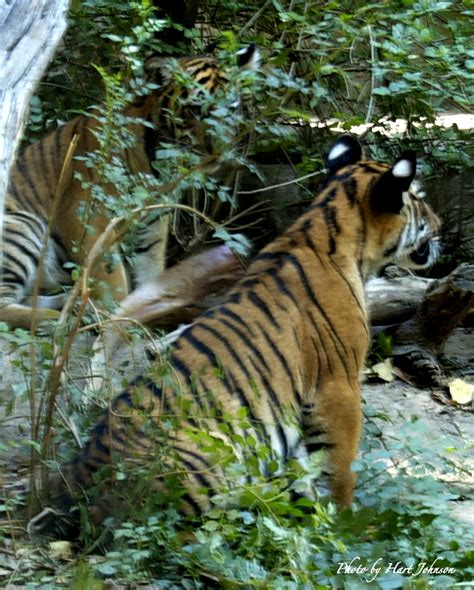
[[3, 402, 471, 588]]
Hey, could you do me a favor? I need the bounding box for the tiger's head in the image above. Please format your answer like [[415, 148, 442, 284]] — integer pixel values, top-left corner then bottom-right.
[[326, 135, 441, 278], [142, 45, 260, 161]]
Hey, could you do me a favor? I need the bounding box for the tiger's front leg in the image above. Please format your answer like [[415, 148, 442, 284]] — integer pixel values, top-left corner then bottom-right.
[[302, 381, 362, 508]]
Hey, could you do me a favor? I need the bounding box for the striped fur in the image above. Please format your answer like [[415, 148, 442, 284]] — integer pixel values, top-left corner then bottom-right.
[[42, 135, 441, 532], [1, 46, 259, 329]]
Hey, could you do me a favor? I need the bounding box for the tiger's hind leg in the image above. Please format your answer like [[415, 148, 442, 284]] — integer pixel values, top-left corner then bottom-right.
[[303, 382, 362, 508], [0, 212, 67, 329]]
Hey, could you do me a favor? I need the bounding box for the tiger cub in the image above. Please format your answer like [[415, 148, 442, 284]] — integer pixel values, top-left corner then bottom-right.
[[39, 135, 441, 532], [1, 45, 260, 329]]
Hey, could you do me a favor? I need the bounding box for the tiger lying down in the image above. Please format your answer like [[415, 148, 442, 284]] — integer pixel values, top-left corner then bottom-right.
[[34, 135, 441, 536]]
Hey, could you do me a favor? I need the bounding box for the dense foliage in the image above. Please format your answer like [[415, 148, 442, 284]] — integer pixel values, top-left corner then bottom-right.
[[27, 0, 473, 255]]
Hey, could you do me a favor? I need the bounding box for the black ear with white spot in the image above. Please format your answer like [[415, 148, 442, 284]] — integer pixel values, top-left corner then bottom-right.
[[326, 135, 363, 176], [236, 44, 261, 70], [371, 150, 417, 214]]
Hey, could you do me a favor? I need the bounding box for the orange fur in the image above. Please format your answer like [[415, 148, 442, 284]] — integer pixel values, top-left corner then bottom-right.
[[38, 136, 441, 535], [1, 48, 259, 328]]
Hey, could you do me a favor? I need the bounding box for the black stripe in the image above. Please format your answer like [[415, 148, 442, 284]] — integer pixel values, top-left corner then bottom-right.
[[6, 184, 34, 214], [4, 228, 41, 252], [323, 206, 340, 255], [286, 253, 349, 358], [180, 492, 201, 515], [246, 355, 289, 460], [144, 115, 157, 164], [169, 355, 208, 413], [327, 258, 368, 338], [196, 74, 212, 86], [92, 418, 127, 449], [4, 237, 40, 264], [343, 176, 357, 204], [227, 292, 242, 305], [170, 355, 192, 380], [265, 266, 298, 306], [15, 157, 41, 204], [312, 186, 336, 209], [1, 267, 25, 285], [6, 210, 45, 237], [223, 371, 267, 447], [179, 456, 214, 491], [306, 441, 332, 453], [254, 320, 301, 406], [172, 443, 213, 472], [89, 438, 112, 458], [240, 277, 260, 289], [218, 306, 255, 336], [112, 390, 133, 408], [2, 251, 30, 280], [320, 322, 351, 382], [135, 237, 163, 255], [383, 243, 398, 258], [180, 328, 220, 370], [356, 205, 368, 275], [70, 455, 97, 487], [254, 251, 286, 265], [141, 378, 163, 401], [193, 323, 252, 382], [300, 220, 328, 269], [218, 317, 273, 377], [38, 138, 53, 191], [359, 163, 381, 174], [200, 308, 216, 320], [246, 290, 279, 328], [310, 333, 332, 375]]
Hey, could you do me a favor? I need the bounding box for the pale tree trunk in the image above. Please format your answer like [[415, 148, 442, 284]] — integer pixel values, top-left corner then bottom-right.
[[0, 0, 69, 236]]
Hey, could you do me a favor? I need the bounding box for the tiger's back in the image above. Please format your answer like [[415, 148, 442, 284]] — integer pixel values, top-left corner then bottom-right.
[[40, 135, 441, 532]]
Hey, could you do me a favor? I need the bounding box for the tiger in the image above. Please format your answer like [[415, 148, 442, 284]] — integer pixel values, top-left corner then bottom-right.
[[35, 134, 441, 535], [0, 45, 260, 329]]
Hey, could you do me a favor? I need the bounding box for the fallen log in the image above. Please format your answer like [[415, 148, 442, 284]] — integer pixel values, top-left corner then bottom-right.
[[389, 263, 474, 387], [366, 274, 433, 325]]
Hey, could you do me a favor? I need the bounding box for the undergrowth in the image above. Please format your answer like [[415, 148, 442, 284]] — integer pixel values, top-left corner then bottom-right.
[[1, 362, 472, 589]]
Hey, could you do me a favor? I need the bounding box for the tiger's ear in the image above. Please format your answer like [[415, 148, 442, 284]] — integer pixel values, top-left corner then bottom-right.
[[326, 135, 363, 176], [236, 44, 261, 70], [371, 150, 417, 214]]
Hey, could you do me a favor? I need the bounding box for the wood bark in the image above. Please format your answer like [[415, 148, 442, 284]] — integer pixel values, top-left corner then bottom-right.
[[366, 265, 474, 387], [0, 0, 69, 232], [366, 275, 434, 325], [389, 264, 474, 386]]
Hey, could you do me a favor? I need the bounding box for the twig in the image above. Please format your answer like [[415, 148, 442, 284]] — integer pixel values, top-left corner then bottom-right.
[[238, 168, 325, 195], [239, 0, 272, 35], [28, 134, 79, 505], [365, 26, 377, 125]]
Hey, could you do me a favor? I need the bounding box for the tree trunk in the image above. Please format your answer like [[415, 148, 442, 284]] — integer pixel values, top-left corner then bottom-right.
[[0, 0, 69, 234]]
